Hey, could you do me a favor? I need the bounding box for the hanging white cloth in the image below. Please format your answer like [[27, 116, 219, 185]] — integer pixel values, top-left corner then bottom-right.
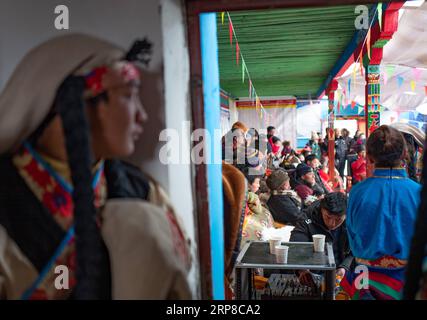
[[236, 98, 297, 147]]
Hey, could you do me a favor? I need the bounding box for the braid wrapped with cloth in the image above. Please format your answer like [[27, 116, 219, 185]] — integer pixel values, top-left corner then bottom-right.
[[56, 76, 110, 299]]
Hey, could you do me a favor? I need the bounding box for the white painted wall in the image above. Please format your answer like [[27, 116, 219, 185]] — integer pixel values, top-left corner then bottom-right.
[[0, 0, 198, 298], [160, 0, 199, 298]]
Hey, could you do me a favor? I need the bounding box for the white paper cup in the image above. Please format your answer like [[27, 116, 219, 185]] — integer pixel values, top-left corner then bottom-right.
[[269, 237, 282, 254], [275, 245, 289, 263], [313, 234, 326, 252]]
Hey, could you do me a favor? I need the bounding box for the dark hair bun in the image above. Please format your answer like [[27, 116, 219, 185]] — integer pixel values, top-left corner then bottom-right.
[[366, 125, 406, 167]]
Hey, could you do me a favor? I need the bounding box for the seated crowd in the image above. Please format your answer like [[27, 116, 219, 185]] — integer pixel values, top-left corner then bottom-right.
[[221, 121, 425, 300]]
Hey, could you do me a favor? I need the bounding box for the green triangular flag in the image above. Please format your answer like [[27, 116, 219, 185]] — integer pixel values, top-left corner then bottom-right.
[[242, 60, 245, 83], [385, 65, 395, 79]]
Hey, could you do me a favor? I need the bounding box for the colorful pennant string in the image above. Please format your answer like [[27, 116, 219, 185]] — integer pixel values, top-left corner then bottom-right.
[[226, 11, 266, 117], [353, 5, 381, 79]]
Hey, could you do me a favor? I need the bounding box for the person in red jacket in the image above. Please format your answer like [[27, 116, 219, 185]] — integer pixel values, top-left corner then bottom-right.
[[351, 145, 367, 185]]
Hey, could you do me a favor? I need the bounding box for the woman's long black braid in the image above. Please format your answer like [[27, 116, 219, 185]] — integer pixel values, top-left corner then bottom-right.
[[47, 39, 153, 299], [56, 76, 111, 299], [404, 130, 427, 299]]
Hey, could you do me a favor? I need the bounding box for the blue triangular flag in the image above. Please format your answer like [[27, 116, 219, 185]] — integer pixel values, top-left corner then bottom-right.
[[397, 76, 404, 88]]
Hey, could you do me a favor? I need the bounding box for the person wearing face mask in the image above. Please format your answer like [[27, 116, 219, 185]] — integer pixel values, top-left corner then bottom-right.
[[266, 126, 276, 155], [280, 141, 294, 160], [290, 192, 353, 286]]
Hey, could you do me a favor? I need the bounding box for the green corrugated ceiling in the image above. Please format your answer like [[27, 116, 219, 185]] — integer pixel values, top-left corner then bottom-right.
[[217, 5, 364, 98]]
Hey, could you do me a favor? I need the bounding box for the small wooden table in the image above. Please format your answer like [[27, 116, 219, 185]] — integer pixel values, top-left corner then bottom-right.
[[234, 241, 336, 300]]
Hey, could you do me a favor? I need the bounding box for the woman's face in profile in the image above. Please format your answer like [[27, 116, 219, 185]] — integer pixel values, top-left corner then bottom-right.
[[88, 63, 147, 158]]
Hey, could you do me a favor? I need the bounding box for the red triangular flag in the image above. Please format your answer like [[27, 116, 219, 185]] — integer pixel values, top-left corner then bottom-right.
[[229, 20, 233, 46], [236, 43, 240, 66], [425, 85, 427, 96], [351, 101, 356, 109]]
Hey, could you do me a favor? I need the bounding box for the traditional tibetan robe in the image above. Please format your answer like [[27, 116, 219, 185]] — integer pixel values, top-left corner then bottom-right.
[[340, 168, 421, 300], [0, 143, 192, 299], [241, 191, 274, 247]]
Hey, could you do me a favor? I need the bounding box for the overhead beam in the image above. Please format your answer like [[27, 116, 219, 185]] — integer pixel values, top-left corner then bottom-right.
[[187, 0, 396, 15], [316, 1, 404, 98], [316, 4, 379, 98]]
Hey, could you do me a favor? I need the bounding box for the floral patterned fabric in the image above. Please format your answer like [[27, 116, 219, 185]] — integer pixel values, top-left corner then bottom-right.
[[241, 192, 274, 247], [12, 143, 106, 299]]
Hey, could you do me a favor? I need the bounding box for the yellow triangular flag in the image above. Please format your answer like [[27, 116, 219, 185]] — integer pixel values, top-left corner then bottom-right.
[[255, 96, 262, 119], [336, 90, 341, 103], [221, 12, 225, 25], [411, 80, 416, 92]]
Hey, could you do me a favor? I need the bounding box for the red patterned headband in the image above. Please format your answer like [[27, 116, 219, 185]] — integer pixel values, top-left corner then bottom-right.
[[85, 62, 140, 97]]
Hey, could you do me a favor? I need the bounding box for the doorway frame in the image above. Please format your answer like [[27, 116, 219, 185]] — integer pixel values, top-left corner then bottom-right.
[[185, 0, 393, 299]]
